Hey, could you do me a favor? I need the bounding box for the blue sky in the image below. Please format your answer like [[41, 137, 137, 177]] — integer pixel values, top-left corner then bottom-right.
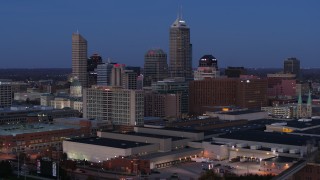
[[0, 1, 319, 68]]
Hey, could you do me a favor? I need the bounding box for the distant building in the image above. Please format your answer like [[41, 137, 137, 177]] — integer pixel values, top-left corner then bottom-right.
[[144, 49, 168, 86], [87, 53, 103, 87], [122, 70, 137, 90], [283, 57, 300, 78], [224, 67, 247, 78], [152, 78, 189, 116], [110, 64, 125, 87], [97, 62, 115, 86], [169, 14, 192, 80], [0, 79, 12, 108], [72, 33, 88, 87], [194, 55, 220, 80], [144, 90, 181, 118]]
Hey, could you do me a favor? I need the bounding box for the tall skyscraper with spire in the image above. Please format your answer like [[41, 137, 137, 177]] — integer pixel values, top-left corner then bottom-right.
[[169, 11, 192, 79], [72, 32, 88, 87]]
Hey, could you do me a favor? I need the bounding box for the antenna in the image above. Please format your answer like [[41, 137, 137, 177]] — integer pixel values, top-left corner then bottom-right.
[[180, 5, 183, 20]]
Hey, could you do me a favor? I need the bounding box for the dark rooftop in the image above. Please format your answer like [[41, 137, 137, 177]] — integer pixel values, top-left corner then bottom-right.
[[218, 130, 320, 146], [263, 156, 299, 163], [284, 119, 320, 129], [67, 137, 150, 149], [111, 132, 187, 141], [219, 110, 263, 115]]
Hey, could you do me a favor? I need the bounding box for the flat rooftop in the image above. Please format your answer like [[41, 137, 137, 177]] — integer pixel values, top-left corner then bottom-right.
[[219, 110, 263, 115], [67, 137, 151, 149], [110, 132, 187, 141], [284, 119, 320, 129], [217, 130, 320, 146], [0, 123, 80, 136], [263, 156, 298, 163], [140, 127, 203, 133]]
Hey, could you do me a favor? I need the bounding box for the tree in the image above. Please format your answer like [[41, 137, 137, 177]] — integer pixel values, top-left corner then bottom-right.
[[0, 160, 13, 178], [198, 170, 223, 180]]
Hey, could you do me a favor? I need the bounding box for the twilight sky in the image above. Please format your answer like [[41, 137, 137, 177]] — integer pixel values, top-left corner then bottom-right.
[[0, 1, 319, 68]]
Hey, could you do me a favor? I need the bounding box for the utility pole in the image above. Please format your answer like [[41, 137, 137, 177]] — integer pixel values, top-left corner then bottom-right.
[[17, 146, 20, 178]]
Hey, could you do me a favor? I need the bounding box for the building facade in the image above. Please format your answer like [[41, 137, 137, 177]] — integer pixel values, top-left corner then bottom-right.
[[87, 53, 103, 87], [189, 78, 268, 115], [284, 57, 300, 78], [152, 78, 188, 116], [169, 15, 192, 79], [97, 63, 114, 86], [194, 55, 220, 80], [144, 49, 168, 86], [144, 90, 181, 118], [83, 86, 144, 126], [0, 79, 12, 108], [72, 32, 88, 87]]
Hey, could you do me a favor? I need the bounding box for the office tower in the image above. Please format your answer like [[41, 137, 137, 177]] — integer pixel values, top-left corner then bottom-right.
[[72, 32, 88, 87], [144, 90, 181, 118], [97, 62, 115, 86], [83, 86, 144, 126], [224, 67, 247, 78], [122, 70, 137, 90], [87, 53, 103, 87], [169, 14, 192, 79], [83, 86, 113, 122], [283, 57, 300, 78], [0, 79, 12, 108], [194, 55, 220, 80], [112, 89, 144, 126], [110, 64, 125, 87], [136, 74, 144, 90], [125, 66, 141, 77], [152, 77, 188, 116], [144, 49, 168, 86]]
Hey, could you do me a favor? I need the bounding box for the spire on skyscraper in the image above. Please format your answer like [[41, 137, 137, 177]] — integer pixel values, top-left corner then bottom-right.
[[172, 6, 187, 28]]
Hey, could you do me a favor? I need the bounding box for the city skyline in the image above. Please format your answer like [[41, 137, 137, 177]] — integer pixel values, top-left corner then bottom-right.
[[1, 1, 320, 68]]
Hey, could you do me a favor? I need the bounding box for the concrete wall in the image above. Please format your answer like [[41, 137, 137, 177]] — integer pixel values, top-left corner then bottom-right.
[[172, 138, 191, 149], [202, 142, 229, 160], [63, 141, 128, 162]]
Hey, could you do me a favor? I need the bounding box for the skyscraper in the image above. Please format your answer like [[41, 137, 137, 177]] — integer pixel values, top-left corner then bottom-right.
[[87, 53, 103, 87], [97, 62, 115, 86], [0, 79, 12, 108], [169, 13, 192, 79], [72, 32, 88, 87], [194, 55, 220, 80], [144, 49, 168, 86], [283, 57, 300, 78]]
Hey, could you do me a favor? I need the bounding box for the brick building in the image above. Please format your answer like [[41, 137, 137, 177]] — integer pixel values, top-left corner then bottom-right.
[[0, 122, 91, 154], [189, 78, 267, 115]]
